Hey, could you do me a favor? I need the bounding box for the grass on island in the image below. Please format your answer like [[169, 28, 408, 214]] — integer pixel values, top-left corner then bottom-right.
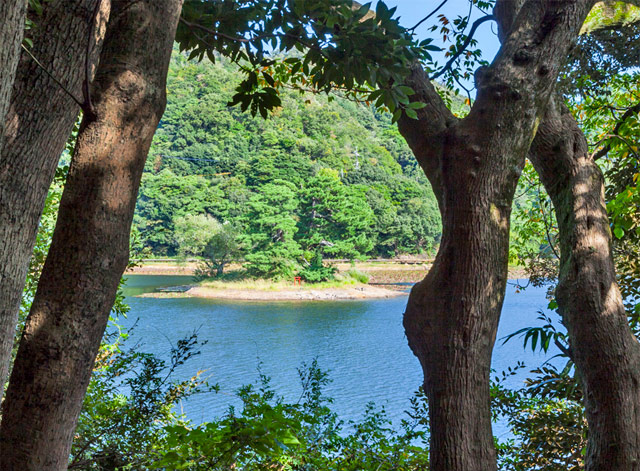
[[198, 269, 370, 291]]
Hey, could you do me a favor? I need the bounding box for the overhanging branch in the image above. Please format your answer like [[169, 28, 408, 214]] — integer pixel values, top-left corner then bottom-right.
[[431, 14, 495, 80]]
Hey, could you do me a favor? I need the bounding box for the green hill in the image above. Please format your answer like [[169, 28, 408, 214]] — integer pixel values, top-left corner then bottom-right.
[[134, 51, 442, 273]]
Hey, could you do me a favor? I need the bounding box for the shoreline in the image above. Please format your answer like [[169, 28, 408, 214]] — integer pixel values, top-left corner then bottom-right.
[[138, 284, 405, 301], [126, 261, 528, 280], [127, 261, 528, 301]]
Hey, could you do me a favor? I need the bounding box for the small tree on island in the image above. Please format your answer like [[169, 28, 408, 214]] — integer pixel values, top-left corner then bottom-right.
[[196, 223, 242, 279], [173, 214, 242, 279]]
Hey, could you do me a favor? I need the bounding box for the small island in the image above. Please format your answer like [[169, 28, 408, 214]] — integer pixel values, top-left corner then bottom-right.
[[140, 282, 404, 301], [129, 258, 530, 301], [132, 260, 426, 301]]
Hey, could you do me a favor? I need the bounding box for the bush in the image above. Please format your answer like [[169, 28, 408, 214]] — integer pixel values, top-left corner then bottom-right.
[[346, 268, 370, 284], [70, 326, 215, 470], [152, 360, 430, 470], [298, 252, 337, 283]]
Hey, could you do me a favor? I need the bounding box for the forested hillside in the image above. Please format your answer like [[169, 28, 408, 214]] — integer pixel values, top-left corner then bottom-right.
[[134, 51, 442, 270]]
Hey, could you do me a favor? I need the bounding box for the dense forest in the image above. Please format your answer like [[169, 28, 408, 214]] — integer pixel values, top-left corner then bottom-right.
[[134, 52, 447, 274]]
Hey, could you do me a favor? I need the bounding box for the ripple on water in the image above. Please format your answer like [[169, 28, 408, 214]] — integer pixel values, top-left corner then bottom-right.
[[120, 275, 560, 433]]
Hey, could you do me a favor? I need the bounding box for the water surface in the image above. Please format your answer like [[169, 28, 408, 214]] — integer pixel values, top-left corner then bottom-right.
[[121, 275, 558, 436]]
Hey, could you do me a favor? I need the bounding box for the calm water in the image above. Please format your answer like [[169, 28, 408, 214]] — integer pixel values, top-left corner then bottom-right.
[[120, 275, 559, 437]]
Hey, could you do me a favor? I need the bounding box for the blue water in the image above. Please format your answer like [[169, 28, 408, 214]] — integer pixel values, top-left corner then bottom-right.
[[120, 275, 559, 437]]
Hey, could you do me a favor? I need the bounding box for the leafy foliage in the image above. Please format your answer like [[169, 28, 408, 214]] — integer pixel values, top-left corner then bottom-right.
[[134, 51, 443, 270], [173, 214, 242, 278], [490, 348, 586, 471], [176, 0, 435, 121], [173, 214, 223, 258], [242, 181, 303, 279], [298, 252, 337, 282], [197, 222, 243, 279], [70, 328, 214, 470], [152, 360, 430, 470]]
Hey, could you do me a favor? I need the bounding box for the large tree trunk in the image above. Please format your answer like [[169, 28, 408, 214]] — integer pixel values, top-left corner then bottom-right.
[[399, 75, 537, 471], [0, 1, 26, 151], [402, 124, 515, 471], [530, 96, 640, 471], [0, 0, 182, 468], [496, 1, 640, 467], [397, 2, 596, 470], [0, 0, 109, 391]]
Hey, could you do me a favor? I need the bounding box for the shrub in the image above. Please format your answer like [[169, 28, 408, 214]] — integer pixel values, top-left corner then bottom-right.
[[70, 326, 215, 470], [298, 252, 337, 283], [152, 360, 430, 470], [346, 268, 370, 284]]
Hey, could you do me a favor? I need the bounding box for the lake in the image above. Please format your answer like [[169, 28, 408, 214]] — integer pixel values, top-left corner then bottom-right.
[[120, 275, 559, 438]]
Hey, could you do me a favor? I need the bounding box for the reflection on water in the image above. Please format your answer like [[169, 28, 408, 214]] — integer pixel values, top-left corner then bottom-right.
[[120, 275, 558, 433]]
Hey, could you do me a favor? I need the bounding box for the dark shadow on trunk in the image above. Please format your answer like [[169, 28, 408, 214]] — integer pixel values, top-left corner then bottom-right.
[[0, 0, 182, 468], [0, 0, 108, 392], [530, 96, 640, 471]]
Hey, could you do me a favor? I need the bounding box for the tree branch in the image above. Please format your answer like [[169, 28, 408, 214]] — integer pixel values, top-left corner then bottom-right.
[[179, 17, 328, 59], [554, 337, 574, 359], [592, 101, 640, 160], [179, 17, 250, 43], [431, 14, 495, 80], [408, 0, 449, 32], [475, 0, 597, 126], [397, 63, 457, 206], [581, 1, 640, 34]]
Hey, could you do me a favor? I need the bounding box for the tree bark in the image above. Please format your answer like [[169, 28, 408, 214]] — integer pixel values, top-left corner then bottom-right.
[[0, 0, 26, 152], [0, 0, 109, 392], [495, 2, 640, 467], [397, 2, 596, 470], [0, 0, 182, 469], [530, 96, 640, 471]]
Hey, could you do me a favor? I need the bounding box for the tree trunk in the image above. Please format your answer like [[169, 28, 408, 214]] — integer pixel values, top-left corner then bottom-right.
[[0, 0, 182, 468], [530, 96, 640, 471], [0, 0, 26, 151], [397, 2, 595, 469], [403, 127, 514, 471], [0, 0, 109, 392], [400, 90, 538, 471]]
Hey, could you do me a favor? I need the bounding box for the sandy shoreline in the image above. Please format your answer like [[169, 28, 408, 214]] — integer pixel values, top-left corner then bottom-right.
[[128, 260, 527, 301], [138, 284, 405, 301]]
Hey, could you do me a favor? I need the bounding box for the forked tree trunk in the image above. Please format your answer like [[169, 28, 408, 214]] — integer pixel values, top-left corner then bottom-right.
[[0, 0, 182, 468], [0, 0, 26, 151], [396, 2, 595, 469], [530, 96, 640, 471], [399, 85, 534, 471], [0, 0, 109, 391]]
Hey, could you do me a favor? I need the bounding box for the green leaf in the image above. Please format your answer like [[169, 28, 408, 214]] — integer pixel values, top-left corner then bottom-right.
[[614, 227, 625, 239], [405, 108, 418, 120], [407, 101, 427, 109], [397, 85, 415, 96], [262, 71, 275, 86]]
